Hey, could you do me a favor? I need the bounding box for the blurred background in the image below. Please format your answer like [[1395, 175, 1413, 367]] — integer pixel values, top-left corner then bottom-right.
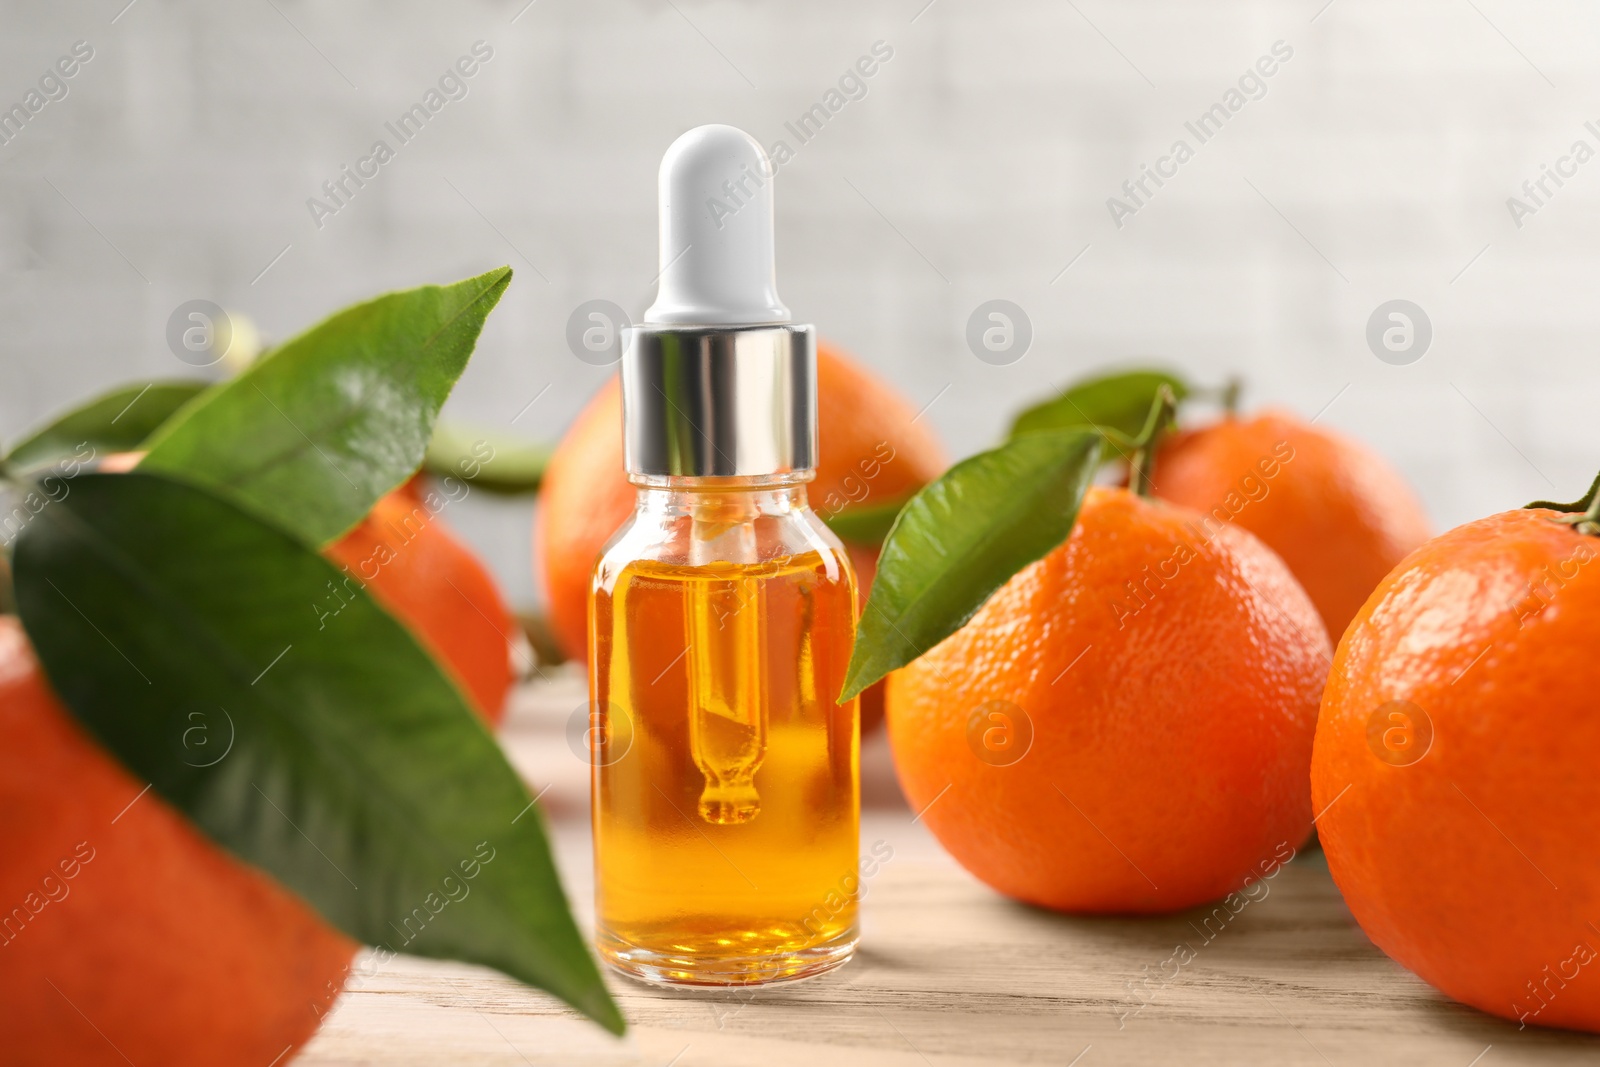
[[3, 0, 1596, 609]]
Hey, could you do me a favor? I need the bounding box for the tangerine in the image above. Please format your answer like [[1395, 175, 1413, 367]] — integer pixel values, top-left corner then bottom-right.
[[1312, 505, 1600, 1031], [887, 486, 1329, 912], [1152, 410, 1430, 639], [0, 615, 356, 1064]]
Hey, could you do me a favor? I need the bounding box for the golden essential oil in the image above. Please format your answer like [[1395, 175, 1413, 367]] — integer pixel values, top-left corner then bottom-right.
[[590, 545, 860, 985]]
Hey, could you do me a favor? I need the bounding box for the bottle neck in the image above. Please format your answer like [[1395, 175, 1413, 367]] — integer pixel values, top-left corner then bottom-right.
[[628, 471, 813, 517]]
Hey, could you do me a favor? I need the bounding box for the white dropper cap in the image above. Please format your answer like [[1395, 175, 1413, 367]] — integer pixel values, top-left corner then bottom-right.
[[643, 124, 790, 326]]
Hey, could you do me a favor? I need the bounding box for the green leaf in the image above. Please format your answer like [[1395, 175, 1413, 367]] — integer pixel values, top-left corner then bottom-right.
[[425, 421, 551, 496], [821, 496, 912, 549], [1008, 369, 1190, 447], [3, 380, 210, 473], [11, 471, 622, 1034], [140, 268, 512, 546], [840, 430, 1104, 700]]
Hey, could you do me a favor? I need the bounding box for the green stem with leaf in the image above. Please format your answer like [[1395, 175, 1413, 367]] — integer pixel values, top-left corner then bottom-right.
[[1128, 385, 1179, 499], [1527, 472, 1600, 538], [841, 386, 1179, 701]]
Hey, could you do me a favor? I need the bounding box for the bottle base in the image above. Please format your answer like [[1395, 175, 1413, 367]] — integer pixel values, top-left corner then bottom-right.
[[598, 928, 858, 988]]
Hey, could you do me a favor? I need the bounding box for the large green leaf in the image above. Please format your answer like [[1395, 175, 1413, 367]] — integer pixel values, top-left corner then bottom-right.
[[424, 421, 551, 496], [840, 430, 1103, 700], [140, 268, 512, 546], [3, 380, 210, 473], [11, 471, 621, 1033], [1008, 369, 1190, 446]]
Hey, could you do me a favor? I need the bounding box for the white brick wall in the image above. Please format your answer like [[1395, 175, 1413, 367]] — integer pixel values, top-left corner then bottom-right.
[[4, 0, 1598, 605]]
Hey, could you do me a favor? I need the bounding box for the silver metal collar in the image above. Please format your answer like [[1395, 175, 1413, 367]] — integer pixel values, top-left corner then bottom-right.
[[621, 323, 817, 478]]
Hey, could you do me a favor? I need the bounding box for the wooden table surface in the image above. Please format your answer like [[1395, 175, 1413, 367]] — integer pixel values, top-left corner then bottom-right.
[[299, 673, 1600, 1066]]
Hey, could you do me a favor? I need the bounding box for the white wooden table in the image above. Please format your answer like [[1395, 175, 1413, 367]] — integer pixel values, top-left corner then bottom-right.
[[299, 673, 1600, 1066]]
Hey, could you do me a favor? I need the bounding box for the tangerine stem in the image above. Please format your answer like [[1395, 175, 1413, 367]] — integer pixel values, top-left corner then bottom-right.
[[1525, 471, 1600, 537], [1220, 377, 1243, 416], [1581, 484, 1600, 537], [1128, 386, 1178, 499]]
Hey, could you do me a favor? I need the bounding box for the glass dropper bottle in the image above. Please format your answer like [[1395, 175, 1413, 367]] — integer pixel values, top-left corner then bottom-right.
[[588, 125, 861, 986]]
